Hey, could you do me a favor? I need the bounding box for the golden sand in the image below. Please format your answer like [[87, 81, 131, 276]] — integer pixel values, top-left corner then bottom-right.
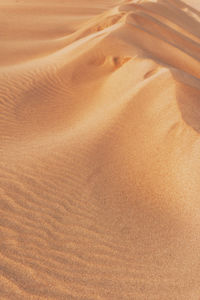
[[0, 0, 200, 299]]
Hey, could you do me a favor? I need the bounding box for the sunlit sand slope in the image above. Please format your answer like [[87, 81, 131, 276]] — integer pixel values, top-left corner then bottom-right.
[[0, 0, 200, 299]]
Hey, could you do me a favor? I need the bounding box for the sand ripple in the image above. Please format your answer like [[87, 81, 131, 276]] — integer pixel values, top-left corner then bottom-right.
[[0, 0, 200, 299]]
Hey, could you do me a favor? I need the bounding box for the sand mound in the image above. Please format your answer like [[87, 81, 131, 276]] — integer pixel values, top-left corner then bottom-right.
[[0, 0, 200, 299]]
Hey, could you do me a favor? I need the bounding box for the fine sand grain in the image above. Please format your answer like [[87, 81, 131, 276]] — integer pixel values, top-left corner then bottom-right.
[[0, 0, 200, 299]]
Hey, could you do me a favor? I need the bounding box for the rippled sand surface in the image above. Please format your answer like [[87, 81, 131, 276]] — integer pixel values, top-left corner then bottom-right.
[[0, 0, 200, 299]]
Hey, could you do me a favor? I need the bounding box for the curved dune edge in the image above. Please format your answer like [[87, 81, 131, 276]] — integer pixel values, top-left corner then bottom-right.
[[0, 0, 200, 299]]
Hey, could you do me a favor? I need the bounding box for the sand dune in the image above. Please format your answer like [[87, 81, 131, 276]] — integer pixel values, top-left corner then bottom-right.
[[0, 0, 200, 299]]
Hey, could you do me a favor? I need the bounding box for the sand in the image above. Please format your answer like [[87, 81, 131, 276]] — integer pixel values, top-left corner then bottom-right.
[[0, 0, 200, 299]]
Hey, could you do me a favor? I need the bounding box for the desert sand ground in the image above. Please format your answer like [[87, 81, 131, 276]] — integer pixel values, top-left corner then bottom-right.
[[0, 0, 200, 299]]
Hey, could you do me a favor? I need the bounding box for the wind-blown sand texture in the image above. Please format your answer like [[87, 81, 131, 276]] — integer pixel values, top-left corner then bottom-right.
[[0, 0, 200, 299]]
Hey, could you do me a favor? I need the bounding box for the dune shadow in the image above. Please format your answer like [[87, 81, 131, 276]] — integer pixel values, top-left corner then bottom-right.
[[171, 69, 200, 133], [121, 0, 200, 133], [136, 0, 200, 40], [168, 0, 200, 18]]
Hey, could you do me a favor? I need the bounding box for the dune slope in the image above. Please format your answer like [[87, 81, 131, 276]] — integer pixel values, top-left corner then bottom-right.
[[0, 0, 200, 299]]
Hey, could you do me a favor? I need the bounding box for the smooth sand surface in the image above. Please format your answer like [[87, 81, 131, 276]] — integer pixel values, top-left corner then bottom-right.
[[0, 0, 200, 299]]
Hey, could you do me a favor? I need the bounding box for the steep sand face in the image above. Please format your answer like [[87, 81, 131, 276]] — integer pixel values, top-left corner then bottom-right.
[[0, 0, 200, 299]]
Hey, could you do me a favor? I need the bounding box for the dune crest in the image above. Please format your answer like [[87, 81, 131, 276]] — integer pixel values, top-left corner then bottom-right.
[[0, 0, 200, 299]]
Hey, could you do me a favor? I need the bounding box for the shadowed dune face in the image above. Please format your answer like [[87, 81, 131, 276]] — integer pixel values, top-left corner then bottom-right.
[[0, 0, 200, 299]]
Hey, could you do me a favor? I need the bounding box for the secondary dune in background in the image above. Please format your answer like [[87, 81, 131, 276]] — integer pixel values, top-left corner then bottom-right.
[[0, 0, 200, 299]]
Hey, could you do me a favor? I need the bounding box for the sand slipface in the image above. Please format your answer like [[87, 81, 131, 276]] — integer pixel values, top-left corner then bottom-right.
[[0, 0, 200, 299]]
